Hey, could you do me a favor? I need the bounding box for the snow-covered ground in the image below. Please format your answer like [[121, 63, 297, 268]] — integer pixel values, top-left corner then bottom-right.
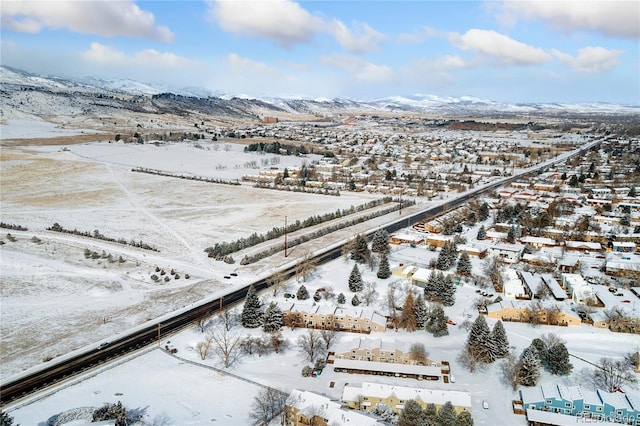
[[3, 137, 637, 425], [0, 119, 103, 139]]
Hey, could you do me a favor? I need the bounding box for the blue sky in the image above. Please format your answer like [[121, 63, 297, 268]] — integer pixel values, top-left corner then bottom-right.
[[1, 0, 639, 103]]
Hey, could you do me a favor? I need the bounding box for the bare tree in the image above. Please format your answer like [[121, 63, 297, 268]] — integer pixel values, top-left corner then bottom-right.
[[267, 270, 289, 296], [408, 343, 429, 365], [528, 300, 544, 327], [295, 253, 317, 282], [500, 351, 520, 391], [195, 311, 211, 333], [217, 306, 238, 332], [386, 281, 399, 325], [284, 312, 304, 330], [270, 332, 287, 354], [320, 329, 337, 350], [241, 335, 262, 355], [361, 281, 378, 306], [249, 387, 288, 426], [297, 330, 324, 363], [540, 333, 564, 349], [196, 337, 213, 360], [208, 326, 242, 368], [592, 357, 639, 392]]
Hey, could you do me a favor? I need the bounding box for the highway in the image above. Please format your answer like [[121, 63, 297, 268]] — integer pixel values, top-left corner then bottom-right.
[[0, 137, 601, 406]]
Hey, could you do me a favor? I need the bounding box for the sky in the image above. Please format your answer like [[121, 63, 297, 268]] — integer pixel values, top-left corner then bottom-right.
[[1, 0, 639, 104]]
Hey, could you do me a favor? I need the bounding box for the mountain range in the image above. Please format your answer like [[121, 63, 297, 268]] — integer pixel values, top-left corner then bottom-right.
[[1, 65, 638, 124]]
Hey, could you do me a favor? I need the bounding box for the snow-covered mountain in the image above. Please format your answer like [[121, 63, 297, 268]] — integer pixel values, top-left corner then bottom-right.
[[1, 65, 638, 123]]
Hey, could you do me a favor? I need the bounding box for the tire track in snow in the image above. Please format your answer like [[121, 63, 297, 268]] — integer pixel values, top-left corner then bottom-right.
[[105, 164, 208, 270]]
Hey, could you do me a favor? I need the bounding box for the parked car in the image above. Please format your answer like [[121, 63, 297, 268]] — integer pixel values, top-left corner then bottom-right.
[[622, 300, 631, 303], [482, 401, 489, 409], [447, 318, 457, 325], [283, 293, 295, 299], [449, 374, 455, 383]]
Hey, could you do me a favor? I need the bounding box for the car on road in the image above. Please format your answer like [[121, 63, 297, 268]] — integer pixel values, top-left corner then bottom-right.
[[622, 300, 631, 303], [97, 342, 110, 350]]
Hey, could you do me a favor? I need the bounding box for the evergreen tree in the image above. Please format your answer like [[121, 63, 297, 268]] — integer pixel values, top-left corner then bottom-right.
[[436, 242, 452, 270], [507, 225, 517, 243], [371, 229, 390, 253], [629, 186, 637, 197], [426, 304, 449, 337], [466, 315, 492, 363], [479, 202, 490, 221], [457, 252, 472, 276], [0, 411, 16, 426], [377, 252, 391, 279], [396, 400, 425, 426], [489, 320, 509, 360], [350, 234, 370, 264], [518, 345, 541, 386], [530, 338, 548, 367], [457, 411, 474, 426], [241, 284, 263, 328], [296, 284, 309, 300], [348, 264, 363, 292], [424, 270, 439, 302], [400, 293, 417, 332], [439, 274, 456, 307], [423, 403, 438, 426], [414, 295, 428, 330], [547, 343, 573, 375], [337, 292, 346, 304], [477, 225, 487, 240], [438, 401, 458, 426], [262, 302, 284, 333], [448, 241, 458, 264], [351, 294, 361, 306]]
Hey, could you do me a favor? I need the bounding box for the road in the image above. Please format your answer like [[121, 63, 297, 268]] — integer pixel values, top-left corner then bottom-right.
[[0, 137, 602, 406]]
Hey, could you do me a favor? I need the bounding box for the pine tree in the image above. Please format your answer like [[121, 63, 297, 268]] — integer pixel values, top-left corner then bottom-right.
[[457, 411, 474, 426], [427, 304, 448, 337], [414, 295, 428, 329], [296, 284, 309, 300], [350, 234, 370, 264], [423, 403, 438, 426], [371, 229, 390, 253], [0, 411, 16, 426], [507, 225, 517, 243], [489, 320, 509, 360], [400, 293, 417, 332], [396, 400, 425, 426], [337, 292, 346, 304], [262, 302, 283, 333], [439, 274, 456, 307], [466, 315, 492, 363], [547, 343, 573, 375], [479, 202, 490, 221], [448, 241, 458, 264], [348, 264, 363, 292], [477, 225, 487, 240], [530, 338, 548, 367], [518, 345, 541, 386], [436, 242, 452, 270], [457, 252, 472, 276], [377, 252, 391, 279], [424, 270, 439, 302], [438, 401, 458, 426], [351, 294, 361, 306], [241, 284, 263, 328]]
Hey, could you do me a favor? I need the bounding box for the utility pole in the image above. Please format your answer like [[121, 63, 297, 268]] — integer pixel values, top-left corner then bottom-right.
[[284, 215, 288, 257]]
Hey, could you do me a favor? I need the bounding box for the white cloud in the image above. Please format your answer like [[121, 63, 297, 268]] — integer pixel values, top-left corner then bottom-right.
[[396, 26, 440, 45], [496, 1, 639, 39], [552, 46, 622, 73], [321, 54, 394, 83], [207, 0, 384, 52], [0, 0, 174, 42], [329, 20, 385, 53], [81, 43, 195, 68], [449, 29, 552, 65]]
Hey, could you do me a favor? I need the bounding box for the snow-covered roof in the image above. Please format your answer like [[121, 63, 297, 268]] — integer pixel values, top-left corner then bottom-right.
[[525, 409, 620, 426], [342, 382, 471, 408], [541, 274, 567, 300], [520, 271, 543, 294], [410, 267, 454, 283], [565, 241, 602, 250], [333, 358, 443, 377], [288, 389, 378, 425], [520, 236, 556, 246]]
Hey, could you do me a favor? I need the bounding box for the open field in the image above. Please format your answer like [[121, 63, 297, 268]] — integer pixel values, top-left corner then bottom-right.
[[0, 141, 387, 378]]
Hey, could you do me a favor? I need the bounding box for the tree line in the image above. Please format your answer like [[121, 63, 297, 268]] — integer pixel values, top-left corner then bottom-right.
[[131, 167, 241, 186], [47, 223, 158, 252]]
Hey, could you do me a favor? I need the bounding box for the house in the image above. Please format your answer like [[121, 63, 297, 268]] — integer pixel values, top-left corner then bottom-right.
[[392, 264, 418, 278], [457, 244, 488, 258], [503, 268, 527, 299], [390, 232, 424, 246], [561, 273, 594, 305], [605, 258, 640, 278], [540, 274, 568, 301], [341, 382, 471, 415], [557, 256, 580, 273], [486, 300, 580, 326], [332, 358, 449, 381], [425, 234, 451, 248], [565, 241, 602, 252], [284, 389, 378, 426], [520, 236, 557, 248], [520, 383, 640, 425], [489, 244, 524, 263], [281, 303, 386, 333], [410, 267, 455, 288], [612, 241, 637, 253], [330, 337, 447, 367]]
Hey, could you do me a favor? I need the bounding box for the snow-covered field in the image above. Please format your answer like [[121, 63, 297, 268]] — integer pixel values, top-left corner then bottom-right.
[[2, 137, 637, 426]]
